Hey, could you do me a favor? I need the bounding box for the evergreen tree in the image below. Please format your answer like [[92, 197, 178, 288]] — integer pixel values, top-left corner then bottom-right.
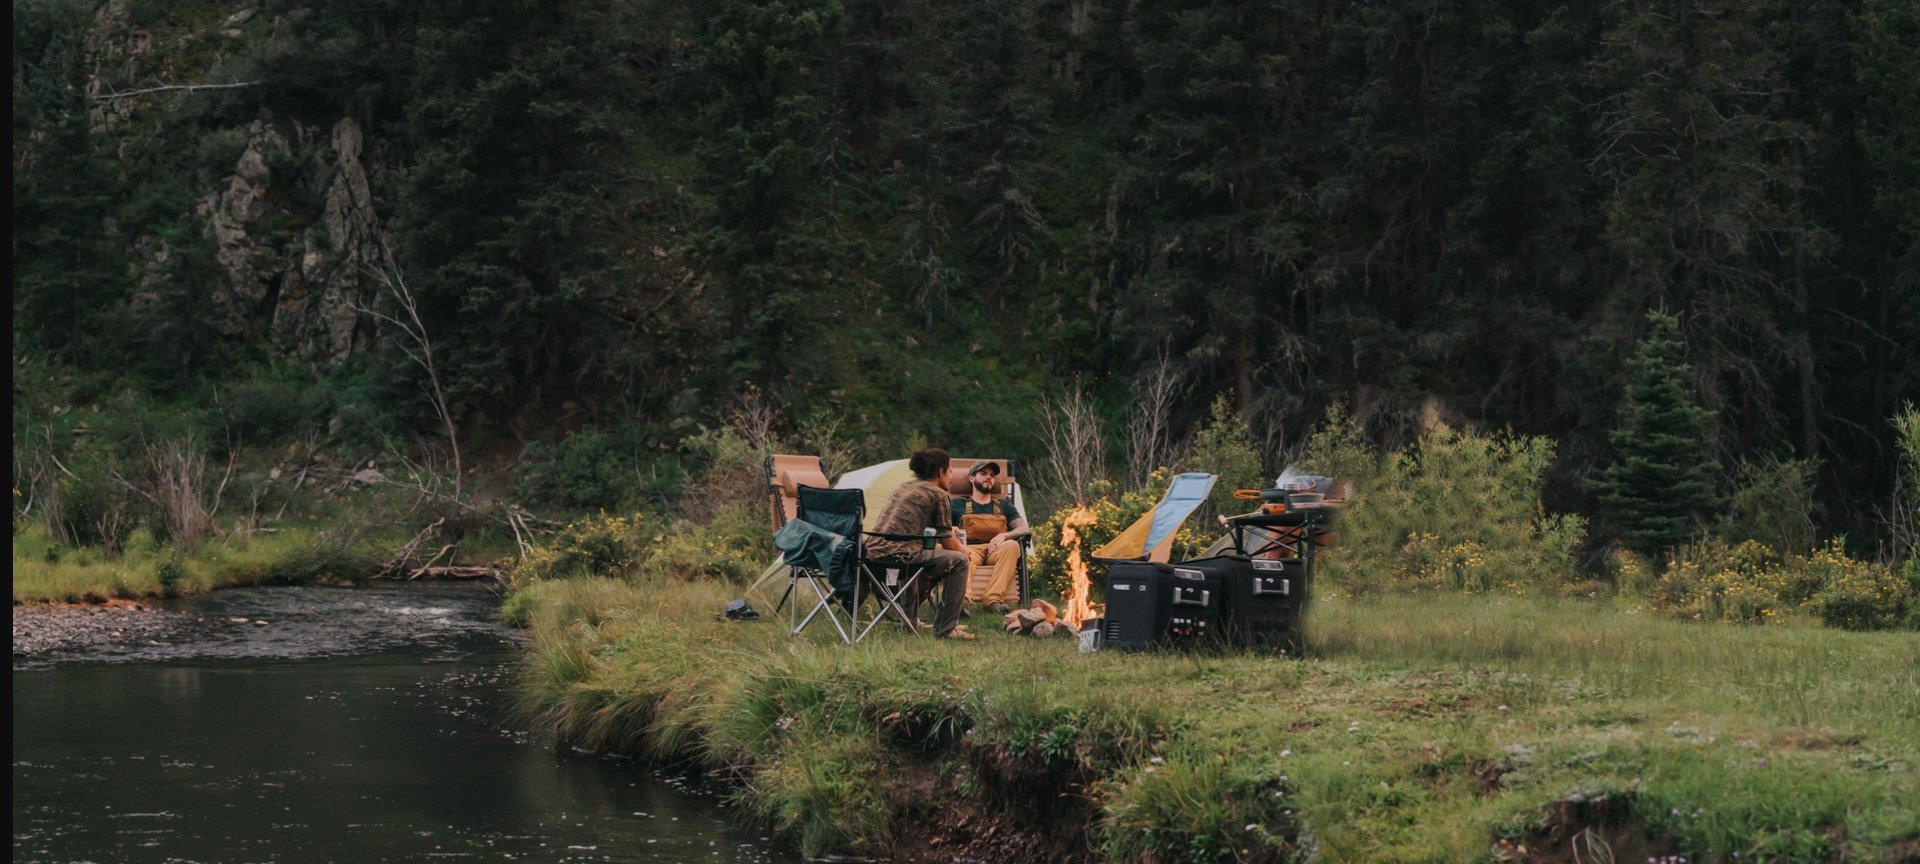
[[1595, 310, 1721, 562]]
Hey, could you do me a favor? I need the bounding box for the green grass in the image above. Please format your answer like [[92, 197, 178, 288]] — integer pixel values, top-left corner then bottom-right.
[[11, 522, 384, 602], [510, 577, 1920, 862]]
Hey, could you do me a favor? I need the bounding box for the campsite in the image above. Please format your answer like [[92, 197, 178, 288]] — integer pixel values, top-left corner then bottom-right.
[[12, 0, 1920, 862]]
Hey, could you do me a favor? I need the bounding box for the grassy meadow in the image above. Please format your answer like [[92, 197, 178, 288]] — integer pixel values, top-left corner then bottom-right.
[[510, 575, 1920, 863]]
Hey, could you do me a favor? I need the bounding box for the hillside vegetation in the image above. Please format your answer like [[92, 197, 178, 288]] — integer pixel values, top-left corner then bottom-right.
[[13, 0, 1917, 540]]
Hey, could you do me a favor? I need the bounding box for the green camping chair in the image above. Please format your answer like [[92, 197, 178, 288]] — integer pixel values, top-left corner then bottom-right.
[[774, 485, 864, 642]]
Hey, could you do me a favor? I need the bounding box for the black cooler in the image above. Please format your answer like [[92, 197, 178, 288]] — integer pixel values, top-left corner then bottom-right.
[[1102, 561, 1222, 650], [1176, 554, 1309, 651]]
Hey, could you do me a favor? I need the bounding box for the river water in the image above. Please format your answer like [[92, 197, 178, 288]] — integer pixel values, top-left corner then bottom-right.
[[12, 584, 802, 864]]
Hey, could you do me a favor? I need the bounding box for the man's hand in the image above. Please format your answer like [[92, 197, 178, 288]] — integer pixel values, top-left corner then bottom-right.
[[987, 533, 1012, 552]]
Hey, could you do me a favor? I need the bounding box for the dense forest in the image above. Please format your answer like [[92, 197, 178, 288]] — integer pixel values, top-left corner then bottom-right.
[[12, 0, 1917, 544]]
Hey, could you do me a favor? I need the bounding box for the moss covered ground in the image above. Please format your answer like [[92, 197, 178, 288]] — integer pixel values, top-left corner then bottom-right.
[[509, 576, 1920, 863]]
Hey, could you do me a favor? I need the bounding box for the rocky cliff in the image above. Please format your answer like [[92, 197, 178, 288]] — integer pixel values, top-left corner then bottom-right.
[[87, 0, 397, 364]]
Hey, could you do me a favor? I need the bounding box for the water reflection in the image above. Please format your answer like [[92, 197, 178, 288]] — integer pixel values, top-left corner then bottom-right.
[[12, 585, 798, 864]]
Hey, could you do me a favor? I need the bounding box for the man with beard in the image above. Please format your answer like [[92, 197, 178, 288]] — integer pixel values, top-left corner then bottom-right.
[[951, 461, 1029, 614]]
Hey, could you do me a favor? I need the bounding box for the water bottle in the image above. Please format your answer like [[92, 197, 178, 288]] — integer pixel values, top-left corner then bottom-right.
[[922, 526, 937, 551]]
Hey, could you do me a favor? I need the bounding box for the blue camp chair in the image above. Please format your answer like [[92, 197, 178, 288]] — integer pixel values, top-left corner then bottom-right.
[[1092, 472, 1219, 562]]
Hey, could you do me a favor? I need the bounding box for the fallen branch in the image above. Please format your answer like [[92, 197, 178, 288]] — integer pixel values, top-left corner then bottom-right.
[[378, 517, 446, 577], [401, 565, 493, 580], [93, 80, 262, 101]]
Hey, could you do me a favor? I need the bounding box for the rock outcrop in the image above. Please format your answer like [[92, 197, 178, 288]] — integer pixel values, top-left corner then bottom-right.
[[85, 0, 396, 364], [197, 116, 394, 363]]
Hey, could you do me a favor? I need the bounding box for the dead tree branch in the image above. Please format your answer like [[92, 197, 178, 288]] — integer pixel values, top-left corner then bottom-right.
[[92, 80, 261, 101], [359, 251, 463, 499]]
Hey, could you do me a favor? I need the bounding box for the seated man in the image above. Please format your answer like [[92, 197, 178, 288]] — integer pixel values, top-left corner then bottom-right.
[[952, 461, 1029, 614], [862, 448, 975, 640]]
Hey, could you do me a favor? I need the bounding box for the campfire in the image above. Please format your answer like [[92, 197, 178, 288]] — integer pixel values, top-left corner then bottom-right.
[[1005, 505, 1101, 638]]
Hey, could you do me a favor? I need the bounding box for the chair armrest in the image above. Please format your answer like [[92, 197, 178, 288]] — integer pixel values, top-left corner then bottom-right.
[[867, 531, 952, 541]]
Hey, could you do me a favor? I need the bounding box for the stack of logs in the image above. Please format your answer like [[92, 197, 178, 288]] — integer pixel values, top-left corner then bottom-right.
[[1002, 599, 1081, 639]]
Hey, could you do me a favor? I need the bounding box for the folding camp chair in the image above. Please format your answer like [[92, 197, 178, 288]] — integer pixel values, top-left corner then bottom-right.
[[769, 470, 955, 642], [765, 454, 833, 620], [943, 457, 1031, 605], [1092, 472, 1219, 563], [796, 491, 951, 642], [853, 545, 949, 640], [774, 485, 864, 642]]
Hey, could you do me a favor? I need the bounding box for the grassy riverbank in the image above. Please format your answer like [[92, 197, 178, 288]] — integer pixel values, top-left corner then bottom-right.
[[11, 523, 384, 603], [510, 577, 1919, 863]]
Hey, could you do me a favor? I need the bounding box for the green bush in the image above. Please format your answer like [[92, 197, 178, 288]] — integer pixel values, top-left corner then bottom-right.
[[1722, 456, 1818, 555], [1307, 420, 1584, 595], [1809, 548, 1913, 631], [511, 513, 651, 586], [648, 501, 769, 584], [1652, 540, 1791, 624], [1653, 539, 1915, 630], [1179, 393, 1265, 519], [207, 375, 332, 445], [519, 430, 645, 511]]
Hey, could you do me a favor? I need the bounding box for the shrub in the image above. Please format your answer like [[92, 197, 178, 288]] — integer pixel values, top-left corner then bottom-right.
[[1653, 539, 1914, 630], [1653, 540, 1790, 624], [1029, 471, 1208, 602], [648, 501, 770, 583], [1307, 420, 1585, 595], [512, 513, 650, 586], [519, 430, 644, 511], [1179, 394, 1264, 519], [1722, 456, 1818, 555], [1809, 550, 1913, 631], [679, 426, 770, 524], [208, 375, 331, 445]]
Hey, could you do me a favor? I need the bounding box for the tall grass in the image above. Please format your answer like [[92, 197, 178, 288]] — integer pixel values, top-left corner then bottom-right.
[[512, 577, 1919, 862], [12, 521, 381, 602]]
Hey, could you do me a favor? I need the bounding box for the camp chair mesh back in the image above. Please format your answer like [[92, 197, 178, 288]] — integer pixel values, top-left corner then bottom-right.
[[796, 486, 862, 542]]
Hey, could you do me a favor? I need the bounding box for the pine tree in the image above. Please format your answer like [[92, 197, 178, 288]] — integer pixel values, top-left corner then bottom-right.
[[1595, 311, 1721, 563]]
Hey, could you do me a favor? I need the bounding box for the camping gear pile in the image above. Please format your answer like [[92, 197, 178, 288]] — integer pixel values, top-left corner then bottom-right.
[[1094, 470, 1341, 653], [749, 453, 1338, 655]]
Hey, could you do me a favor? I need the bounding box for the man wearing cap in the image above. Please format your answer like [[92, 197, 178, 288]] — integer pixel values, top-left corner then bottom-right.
[[951, 461, 1029, 614]]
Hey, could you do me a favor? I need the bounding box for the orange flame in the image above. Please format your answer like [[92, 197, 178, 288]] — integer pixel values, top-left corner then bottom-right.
[[1059, 505, 1100, 627]]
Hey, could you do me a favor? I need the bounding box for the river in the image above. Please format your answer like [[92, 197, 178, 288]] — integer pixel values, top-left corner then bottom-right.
[[12, 584, 803, 864]]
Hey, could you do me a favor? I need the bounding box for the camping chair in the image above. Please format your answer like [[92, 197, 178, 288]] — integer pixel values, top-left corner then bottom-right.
[[771, 471, 956, 642], [765, 455, 833, 619], [1092, 472, 1219, 563], [944, 457, 1031, 605], [852, 532, 954, 641], [774, 485, 864, 642]]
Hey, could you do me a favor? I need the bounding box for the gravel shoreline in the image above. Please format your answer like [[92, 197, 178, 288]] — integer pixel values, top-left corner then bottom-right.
[[12, 603, 198, 659]]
